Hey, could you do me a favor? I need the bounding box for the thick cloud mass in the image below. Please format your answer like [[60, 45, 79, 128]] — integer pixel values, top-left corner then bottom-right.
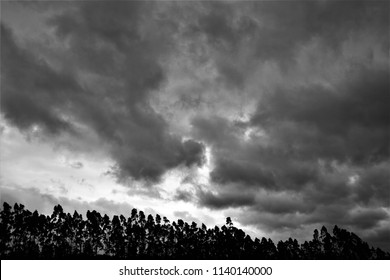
[[1, 24, 80, 134], [1, 1, 205, 182], [251, 68, 389, 163], [1, 1, 389, 250]]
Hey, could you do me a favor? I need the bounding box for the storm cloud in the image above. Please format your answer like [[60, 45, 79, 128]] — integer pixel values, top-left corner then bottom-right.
[[1, 1, 205, 182], [1, 0, 389, 251]]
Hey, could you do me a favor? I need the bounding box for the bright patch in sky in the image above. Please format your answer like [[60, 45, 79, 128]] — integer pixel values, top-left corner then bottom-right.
[[197, 146, 212, 184], [0, 120, 222, 228], [348, 174, 360, 186]]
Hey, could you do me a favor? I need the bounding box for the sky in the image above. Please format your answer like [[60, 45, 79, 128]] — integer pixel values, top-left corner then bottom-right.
[[0, 0, 389, 251]]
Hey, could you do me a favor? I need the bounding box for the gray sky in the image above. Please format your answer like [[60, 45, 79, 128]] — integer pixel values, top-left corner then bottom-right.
[[1, 0, 389, 251]]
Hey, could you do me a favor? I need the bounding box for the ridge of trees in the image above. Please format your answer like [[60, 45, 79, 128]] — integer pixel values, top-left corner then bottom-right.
[[0, 202, 389, 259]]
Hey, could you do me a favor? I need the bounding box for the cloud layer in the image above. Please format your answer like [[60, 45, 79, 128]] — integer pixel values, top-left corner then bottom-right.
[[1, 1, 206, 183], [1, 1, 389, 250]]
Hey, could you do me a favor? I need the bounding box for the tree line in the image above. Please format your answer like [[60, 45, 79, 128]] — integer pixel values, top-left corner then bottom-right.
[[0, 202, 388, 259]]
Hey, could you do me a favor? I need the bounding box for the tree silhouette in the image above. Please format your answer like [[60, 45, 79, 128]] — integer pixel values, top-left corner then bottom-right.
[[0, 202, 389, 260]]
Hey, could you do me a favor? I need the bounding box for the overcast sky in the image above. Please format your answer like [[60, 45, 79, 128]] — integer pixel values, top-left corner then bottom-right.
[[1, 0, 389, 251]]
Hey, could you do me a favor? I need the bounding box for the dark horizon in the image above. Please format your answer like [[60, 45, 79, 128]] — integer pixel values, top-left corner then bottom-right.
[[1, 0, 389, 254]]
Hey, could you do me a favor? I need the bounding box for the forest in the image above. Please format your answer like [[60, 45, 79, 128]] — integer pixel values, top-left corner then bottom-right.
[[0, 202, 389, 259]]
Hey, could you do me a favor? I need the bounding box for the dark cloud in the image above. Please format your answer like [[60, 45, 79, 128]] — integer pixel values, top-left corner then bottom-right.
[[192, 115, 319, 191], [348, 208, 389, 230], [188, 4, 389, 244], [173, 189, 193, 203], [251, 67, 389, 164], [190, 62, 389, 214], [1, 0, 389, 253], [362, 226, 390, 252], [254, 191, 315, 215], [210, 158, 276, 187], [240, 210, 307, 232], [1, 24, 80, 135], [198, 186, 315, 215], [1, 1, 205, 183], [249, 1, 388, 58], [182, 139, 206, 167], [183, 1, 388, 88], [197, 188, 256, 210], [303, 203, 388, 232], [191, 116, 237, 146], [355, 162, 390, 207], [238, 203, 390, 251]]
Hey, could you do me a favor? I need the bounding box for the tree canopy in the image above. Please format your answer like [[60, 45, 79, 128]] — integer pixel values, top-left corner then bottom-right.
[[0, 202, 388, 259]]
